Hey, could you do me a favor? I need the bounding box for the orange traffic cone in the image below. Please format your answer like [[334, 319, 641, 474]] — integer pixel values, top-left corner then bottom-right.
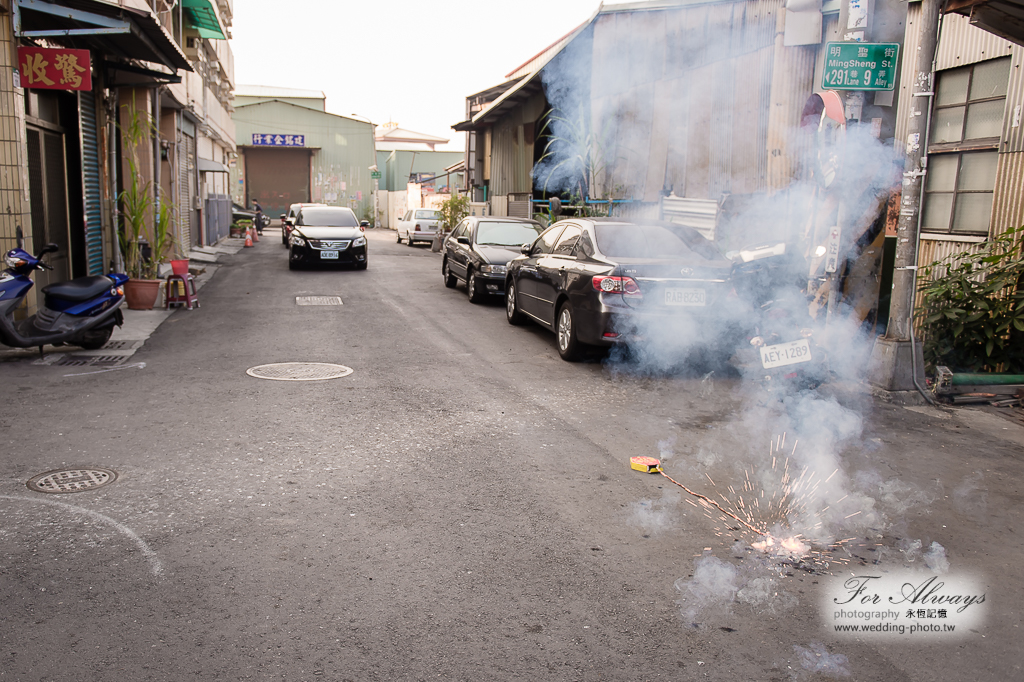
[[244, 229, 253, 247], [253, 227, 260, 242]]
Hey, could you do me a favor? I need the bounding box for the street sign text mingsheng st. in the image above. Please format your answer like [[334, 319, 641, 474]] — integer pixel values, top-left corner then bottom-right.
[[821, 42, 899, 91]]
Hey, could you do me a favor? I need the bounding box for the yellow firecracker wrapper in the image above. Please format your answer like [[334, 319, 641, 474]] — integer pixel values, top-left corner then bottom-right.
[[630, 456, 661, 473]]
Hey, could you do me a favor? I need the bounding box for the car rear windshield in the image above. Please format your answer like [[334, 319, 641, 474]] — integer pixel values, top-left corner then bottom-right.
[[595, 224, 720, 260], [300, 208, 359, 227], [476, 221, 544, 247], [415, 210, 440, 219]]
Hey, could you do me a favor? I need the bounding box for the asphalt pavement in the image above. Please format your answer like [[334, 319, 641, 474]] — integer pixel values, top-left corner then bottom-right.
[[0, 228, 1021, 681]]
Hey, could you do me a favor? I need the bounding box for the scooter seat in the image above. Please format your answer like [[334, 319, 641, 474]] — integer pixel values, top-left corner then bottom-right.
[[42, 275, 114, 302]]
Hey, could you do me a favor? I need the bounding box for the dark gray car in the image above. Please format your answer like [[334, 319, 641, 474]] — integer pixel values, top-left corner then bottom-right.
[[441, 217, 545, 302]]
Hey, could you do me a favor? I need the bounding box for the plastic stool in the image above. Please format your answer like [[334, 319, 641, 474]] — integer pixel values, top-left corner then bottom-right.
[[165, 273, 199, 310]]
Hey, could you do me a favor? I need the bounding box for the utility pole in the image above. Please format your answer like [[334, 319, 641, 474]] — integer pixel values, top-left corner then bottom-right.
[[869, 0, 942, 392]]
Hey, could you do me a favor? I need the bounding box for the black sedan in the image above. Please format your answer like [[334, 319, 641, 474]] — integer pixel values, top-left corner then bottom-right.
[[288, 206, 367, 270], [442, 217, 545, 302], [505, 219, 737, 361]]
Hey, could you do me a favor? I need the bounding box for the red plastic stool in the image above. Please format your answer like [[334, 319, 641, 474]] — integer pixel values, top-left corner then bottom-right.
[[165, 260, 199, 309]]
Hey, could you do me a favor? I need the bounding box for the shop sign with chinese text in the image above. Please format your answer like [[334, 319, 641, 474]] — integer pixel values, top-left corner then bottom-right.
[[251, 134, 305, 147], [18, 47, 92, 91], [821, 42, 899, 91]]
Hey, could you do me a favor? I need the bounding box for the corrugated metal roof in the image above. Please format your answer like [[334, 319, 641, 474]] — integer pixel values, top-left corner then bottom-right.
[[234, 85, 325, 100]]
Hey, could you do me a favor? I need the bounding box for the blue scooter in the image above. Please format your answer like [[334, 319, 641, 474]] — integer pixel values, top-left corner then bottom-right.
[[0, 243, 128, 351]]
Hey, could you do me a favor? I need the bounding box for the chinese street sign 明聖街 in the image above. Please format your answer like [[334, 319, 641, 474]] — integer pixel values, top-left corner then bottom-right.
[[251, 134, 305, 147], [18, 47, 92, 91], [821, 42, 899, 91]]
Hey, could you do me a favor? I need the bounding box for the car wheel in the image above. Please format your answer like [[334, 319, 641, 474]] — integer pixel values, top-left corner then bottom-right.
[[289, 248, 301, 270], [407, 234, 415, 247], [467, 269, 485, 303], [556, 301, 583, 361], [506, 281, 526, 325], [356, 259, 368, 270], [396, 231, 402, 243], [443, 260, 457, 288]]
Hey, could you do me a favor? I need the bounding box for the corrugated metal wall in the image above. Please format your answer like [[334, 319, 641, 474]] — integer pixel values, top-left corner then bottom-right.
[[232, 102, 375, 215], [935, 13, 1014, 71], [489, 92, 546, 197], [79, 91, 105, 276], [999, 46, 1024, 152], [893, 2, 922, 154], [590, 0, 783, 203], [766, 9, 818, 191], [990, 150, 1024, 238]]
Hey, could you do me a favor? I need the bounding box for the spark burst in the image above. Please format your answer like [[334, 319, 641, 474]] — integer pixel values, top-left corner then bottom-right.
[[645, 434, 858, 569]]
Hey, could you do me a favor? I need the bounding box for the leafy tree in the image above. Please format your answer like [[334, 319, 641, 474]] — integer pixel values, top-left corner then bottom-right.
[[436, 193, 469, 234]]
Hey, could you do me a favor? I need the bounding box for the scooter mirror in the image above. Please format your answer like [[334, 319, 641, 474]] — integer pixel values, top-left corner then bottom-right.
[[40, 243, 59, 256]]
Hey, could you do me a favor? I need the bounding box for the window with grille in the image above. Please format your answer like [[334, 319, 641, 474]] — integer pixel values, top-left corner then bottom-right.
[[922, 57, 1009, 235]]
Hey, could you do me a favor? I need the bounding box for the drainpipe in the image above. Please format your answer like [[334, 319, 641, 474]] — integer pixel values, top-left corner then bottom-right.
[[108, 89, 124, 273]]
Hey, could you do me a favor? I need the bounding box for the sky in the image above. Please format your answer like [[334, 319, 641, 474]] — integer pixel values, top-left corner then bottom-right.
[[231, 0, 603, 151]]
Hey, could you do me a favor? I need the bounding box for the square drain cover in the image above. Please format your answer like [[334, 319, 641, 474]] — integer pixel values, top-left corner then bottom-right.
[[296, 296, 343, 306]]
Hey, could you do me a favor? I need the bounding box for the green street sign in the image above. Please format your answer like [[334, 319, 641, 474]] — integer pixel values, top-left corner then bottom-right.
[[371, 170, 381, 179], [821, 42, 900, 91]]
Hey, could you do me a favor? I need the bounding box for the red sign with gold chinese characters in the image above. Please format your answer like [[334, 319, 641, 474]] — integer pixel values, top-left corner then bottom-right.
[[18, 47, 92, 91]]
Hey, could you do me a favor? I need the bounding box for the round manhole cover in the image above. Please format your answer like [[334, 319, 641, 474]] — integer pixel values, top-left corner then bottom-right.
[[27, 468, 118, 494], [246, 362, 354, 381]]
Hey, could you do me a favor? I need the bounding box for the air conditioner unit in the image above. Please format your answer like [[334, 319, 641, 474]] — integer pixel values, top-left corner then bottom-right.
[[183, 27, 202, 63]]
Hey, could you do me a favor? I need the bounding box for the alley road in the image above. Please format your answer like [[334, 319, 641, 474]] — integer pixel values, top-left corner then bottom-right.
[[1, 229, 1022, 681]]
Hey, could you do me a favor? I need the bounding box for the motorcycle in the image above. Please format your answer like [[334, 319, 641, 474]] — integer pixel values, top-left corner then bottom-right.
[[0, 243, 127, 351], [728, 241, 830, 391]]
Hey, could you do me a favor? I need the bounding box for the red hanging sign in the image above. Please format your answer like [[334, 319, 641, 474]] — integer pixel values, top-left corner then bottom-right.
[[18, 47, 92, 91]]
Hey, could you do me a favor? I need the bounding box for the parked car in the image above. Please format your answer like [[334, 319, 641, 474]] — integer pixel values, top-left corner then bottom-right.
[[281, 202, 325, 246], [288, 206, 367, 270], [232, 202, 256, 224], [504, 219, 735, 361], [442, 217, 545, 302], [396, 208, 441, 245]]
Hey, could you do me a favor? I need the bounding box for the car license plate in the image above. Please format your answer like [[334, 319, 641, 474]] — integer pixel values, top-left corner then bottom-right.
[[664, 288, 706, 306], [759, 339, 812, 369], [320, 250, 339, 260]]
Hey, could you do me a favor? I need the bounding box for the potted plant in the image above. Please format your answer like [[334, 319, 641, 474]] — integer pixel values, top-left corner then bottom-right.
[[119, 99, 179, 309]]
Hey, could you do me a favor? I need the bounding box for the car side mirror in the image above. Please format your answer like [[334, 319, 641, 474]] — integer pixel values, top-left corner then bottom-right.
[[457, 236, 470, 245], [279, 214, 286, 220], [360, 220, 370, 227], [520, 243, 532, 255]]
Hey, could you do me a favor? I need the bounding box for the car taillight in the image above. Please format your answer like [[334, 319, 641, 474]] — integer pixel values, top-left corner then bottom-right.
[[592, 276, 641, 297], [415, 224, 421, 232]]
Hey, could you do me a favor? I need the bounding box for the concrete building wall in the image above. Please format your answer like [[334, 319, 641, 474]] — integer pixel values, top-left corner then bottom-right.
[[0, 13, 31, 258]]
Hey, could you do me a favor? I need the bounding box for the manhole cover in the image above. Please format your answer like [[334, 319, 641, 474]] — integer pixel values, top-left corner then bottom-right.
[[27, 468, 118, 494], [246, 362, 353, 381], [296, 296, 343, 306]]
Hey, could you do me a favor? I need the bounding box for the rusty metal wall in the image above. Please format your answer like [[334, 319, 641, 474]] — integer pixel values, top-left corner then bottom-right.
[[935, 13, 1014, 71], [990, 150, 1024, 237]]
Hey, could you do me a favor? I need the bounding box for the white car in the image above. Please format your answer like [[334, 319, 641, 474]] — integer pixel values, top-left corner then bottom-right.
[[397, 209, 441, 246]]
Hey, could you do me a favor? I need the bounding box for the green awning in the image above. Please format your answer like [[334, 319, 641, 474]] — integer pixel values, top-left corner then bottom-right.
[[182, 0, 226, 40]]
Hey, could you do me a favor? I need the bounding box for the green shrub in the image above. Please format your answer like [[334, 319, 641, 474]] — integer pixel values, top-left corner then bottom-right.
[[917, 226, 1024, 372]]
